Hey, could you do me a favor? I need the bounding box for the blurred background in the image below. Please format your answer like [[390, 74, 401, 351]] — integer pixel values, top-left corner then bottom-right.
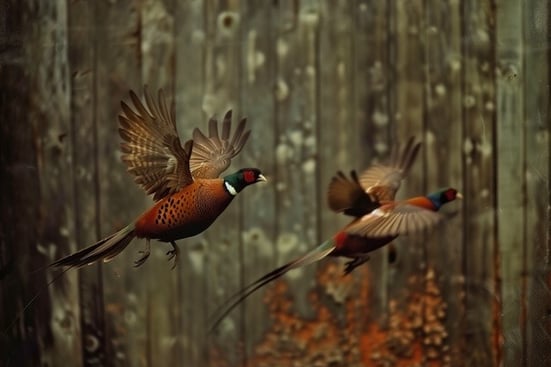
[[0, 0, 549, 366]]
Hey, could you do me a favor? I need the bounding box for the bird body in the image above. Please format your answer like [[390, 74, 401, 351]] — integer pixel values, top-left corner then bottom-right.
[[209, 137, 461, 331], [134, 177, 233, 241], [330, 229, 396, 258]]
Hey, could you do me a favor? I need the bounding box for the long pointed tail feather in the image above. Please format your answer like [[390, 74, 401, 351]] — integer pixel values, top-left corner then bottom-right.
[[209, 239, 335, 333], [50, 225, 136, 268]]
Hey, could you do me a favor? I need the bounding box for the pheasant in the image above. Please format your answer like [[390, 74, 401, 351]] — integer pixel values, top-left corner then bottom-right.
[[209, 137, 461, 330], [51, 87, 266, 269]]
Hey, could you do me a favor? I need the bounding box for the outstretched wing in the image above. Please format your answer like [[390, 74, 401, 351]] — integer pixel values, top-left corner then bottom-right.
[[346, 202, 443, 238], [190, 110, 251, 179], [327, 170, 378, 217], [118, 87, 194, 201], [359, 137, 421, 202]]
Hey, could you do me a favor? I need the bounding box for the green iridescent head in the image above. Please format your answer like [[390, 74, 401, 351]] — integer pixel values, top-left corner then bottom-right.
[[427, 187, 462, 210], [223, 168, 267, 195]]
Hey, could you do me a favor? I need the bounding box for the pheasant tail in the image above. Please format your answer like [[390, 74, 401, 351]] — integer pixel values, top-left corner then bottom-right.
[[51, 225, 136, 268], [209, 239, 335, 332]]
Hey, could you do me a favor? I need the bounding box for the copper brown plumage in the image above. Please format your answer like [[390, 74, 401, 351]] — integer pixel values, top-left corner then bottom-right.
[[51, 86, 266, 269]]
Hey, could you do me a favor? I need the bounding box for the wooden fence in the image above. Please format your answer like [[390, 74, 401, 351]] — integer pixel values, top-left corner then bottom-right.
[[1, 0, 549, 366]]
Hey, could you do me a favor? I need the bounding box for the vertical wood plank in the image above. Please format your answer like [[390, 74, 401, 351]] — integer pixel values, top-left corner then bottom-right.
[[200, 1, 243, 365], [523, 0, 551, 365], [318, 0, 355, 238], [353, 0, 392, 326], [388, 0, 426, 340], [271, 0, 320, 319], [496, 0, 525, 364], [0, 1, 78, 366], [67, 1, 105, 366], [138, 0, 179, 365], [317, 0, 358, 339], [237, 0, 277, 360], [318, 1, 382, 358], [423, 0, 464, 363], [461, 0, 499, 365], [93, 0, 143, 365], [25, 1, 79, 366], [172, 1, 207, 366]]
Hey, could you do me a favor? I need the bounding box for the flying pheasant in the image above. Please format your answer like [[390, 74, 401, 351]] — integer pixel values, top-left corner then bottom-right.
[[209, 138, 461, 330], [51, 87, 266, 269]]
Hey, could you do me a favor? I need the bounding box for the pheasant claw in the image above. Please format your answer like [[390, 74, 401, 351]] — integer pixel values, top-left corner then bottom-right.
[[343, 255, 370, 275], [167, 241, 180, 270], [134, 239, 151, 267]]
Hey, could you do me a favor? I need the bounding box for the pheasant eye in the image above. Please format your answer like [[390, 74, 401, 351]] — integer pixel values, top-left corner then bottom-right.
[[243, 170, 256, 183]]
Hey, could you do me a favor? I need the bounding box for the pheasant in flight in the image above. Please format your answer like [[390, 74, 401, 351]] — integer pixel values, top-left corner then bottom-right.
[[51, 87, 266, 270], [209, 137, 461, 330]]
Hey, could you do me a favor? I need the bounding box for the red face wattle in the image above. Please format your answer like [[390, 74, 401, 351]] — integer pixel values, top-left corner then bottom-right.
[[445, 188, 457, 201], [243, 170, 256, 183]]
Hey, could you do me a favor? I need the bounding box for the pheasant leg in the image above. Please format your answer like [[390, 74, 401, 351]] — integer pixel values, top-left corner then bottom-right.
[[343, 254, 370, 275], [134, 239, 151, 267], [167, 241, 180, 270]]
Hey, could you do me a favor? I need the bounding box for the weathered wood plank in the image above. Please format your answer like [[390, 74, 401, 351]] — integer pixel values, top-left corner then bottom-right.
[[200, 1, 244, 366], [67, 0, 104, 366], [138, 1, 179, 366], [318, 0, 356, 238], [22, 1, 79, 366], [523, 0, 551, 365], [270, 0, 321, 319], [461, 0, 499, 365], [353, 0, 392, 328], [389, 0, 426, 265], [388, 0, 428, 356], [0, 1, 77, 366], [237, 0, 278, 360], [172, 1, 208, 366], [93, 0, 143, 366], [496, 0, 525, 365], [423, 0, 464, 364]]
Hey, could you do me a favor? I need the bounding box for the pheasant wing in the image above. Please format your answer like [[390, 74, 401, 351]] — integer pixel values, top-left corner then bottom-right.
[[345, 202, 443, 238], [327, 170, 378, 217], [118, 87, 194, 201], [359, 137, 421, 202], [190, 110, 251, 179]]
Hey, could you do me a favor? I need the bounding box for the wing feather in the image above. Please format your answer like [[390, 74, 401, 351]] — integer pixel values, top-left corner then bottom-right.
[[359, 137, 421, 201], [327, 170, 378, 217], [346, 203, 443, 238], [118, 86, 193, 201], [190, 111, 251, 179]]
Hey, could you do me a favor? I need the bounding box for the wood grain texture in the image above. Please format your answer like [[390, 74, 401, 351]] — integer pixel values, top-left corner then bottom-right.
[[523, 1, 551, 366], [461, 0, 499, 365], [1, 1, 550, 366], [496, 0, 525, 364], [237, 0, 278, 359], [423, 0, 464, 362]]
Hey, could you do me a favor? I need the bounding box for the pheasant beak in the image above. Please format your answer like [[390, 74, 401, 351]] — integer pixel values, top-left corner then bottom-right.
[[257, 174, 267, 182], [456, 192, 463, 200]]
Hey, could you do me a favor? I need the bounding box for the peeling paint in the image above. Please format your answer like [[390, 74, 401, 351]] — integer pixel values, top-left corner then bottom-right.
[[242, 227, 273, 259], [275, 78, 289, 101], [302, 158, 316, 175], [372, 110, 389, 127], [246, 30, 265, 83], [276, 232, 299, 257]]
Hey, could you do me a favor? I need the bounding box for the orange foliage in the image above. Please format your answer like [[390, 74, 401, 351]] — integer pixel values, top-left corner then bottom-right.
[[213, 262, 452, 367]]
